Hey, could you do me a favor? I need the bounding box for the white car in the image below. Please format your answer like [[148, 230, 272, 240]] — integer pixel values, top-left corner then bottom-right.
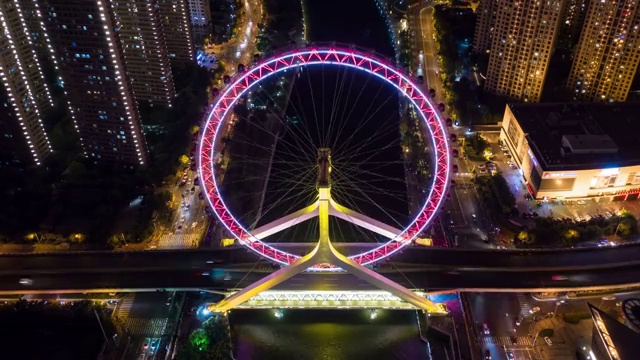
[[544, 336, 552, 346], [19, 278, 33, 285]]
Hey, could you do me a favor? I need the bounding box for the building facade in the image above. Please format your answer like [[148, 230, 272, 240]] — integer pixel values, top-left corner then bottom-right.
[[188, 0, 211, 42], [484, 0, 566, 102], [567, 0, 640, 102], [0, 0, 53, 168], [41, 0, 147, 166], [500, 103, 640, 200], [158, 0, 194, 64], [472, 0, 498, 54], [111, 0, 176, 106]]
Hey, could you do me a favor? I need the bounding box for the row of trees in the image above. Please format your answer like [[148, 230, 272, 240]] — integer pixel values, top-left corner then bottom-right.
[[432, 5, 505, 125], [517, 211, 639, 248]]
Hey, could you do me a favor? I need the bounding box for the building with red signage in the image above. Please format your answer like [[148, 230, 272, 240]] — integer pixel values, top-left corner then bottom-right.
[[500, 103, 640, 200]]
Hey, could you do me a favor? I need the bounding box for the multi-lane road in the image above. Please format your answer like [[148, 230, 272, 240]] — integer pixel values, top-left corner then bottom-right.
[[4, 244, 640, 293]]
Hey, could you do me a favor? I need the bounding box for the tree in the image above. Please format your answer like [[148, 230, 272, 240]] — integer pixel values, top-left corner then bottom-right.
[[190, 328, 210, 351], [517, 230, 532, 245], [562, 229, 579, 245]]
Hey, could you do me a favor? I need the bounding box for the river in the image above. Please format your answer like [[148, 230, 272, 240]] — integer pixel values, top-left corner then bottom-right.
[[229, 1, 431, 359], [230, 309, 430, 360]]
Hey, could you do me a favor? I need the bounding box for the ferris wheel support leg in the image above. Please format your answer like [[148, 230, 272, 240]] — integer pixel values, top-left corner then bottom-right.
[[324, 242, 446, 314], [328, 199, 403, 240], [243, 202, 319, 241], [208, 244, 321, 313]]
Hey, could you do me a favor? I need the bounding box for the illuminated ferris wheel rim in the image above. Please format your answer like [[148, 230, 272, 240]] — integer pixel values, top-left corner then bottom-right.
[[198, 46, 451, 268]]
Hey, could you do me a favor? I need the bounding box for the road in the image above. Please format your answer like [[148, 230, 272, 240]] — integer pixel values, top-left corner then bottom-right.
[[5, 263, 640, 294], [207, 0, 262, 77], [8, 242, 640, 273], [409, 3, 489, 250], [116, 292, 180, 360]]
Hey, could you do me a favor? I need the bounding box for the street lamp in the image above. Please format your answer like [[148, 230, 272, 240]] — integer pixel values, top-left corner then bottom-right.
[[553, 300, 565, 316]]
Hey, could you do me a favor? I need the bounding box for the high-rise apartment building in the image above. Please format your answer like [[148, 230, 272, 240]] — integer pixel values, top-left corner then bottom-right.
[[40, 0, 147, 166], [158, 0, 194, 64], [0, 0, 53, 168], [568, 0, 640, 102], [558, 0, 588, 48], [473, 0, 498, 54], [484, 0, 566, 102], [188, 0, 211, 41], [111, 0, 176, 106]]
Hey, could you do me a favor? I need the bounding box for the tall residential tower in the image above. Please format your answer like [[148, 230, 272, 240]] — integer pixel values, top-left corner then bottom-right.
[[473, 0, 498, 54], [568, 0, 640, 102], [158, 0, 194, 64], [111, 0, 176, 106], [188, 0, 211, 42], [484, 0, 566, 102], [41, 0, 147, 166], [0, 0, 52, 168]]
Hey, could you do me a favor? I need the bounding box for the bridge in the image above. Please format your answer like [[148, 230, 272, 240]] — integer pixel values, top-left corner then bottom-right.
[[231, 290, 449, 311], [2, 245, 640, 295]]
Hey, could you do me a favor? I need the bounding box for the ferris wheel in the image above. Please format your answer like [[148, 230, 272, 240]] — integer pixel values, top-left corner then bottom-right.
[[198, 46, 451, 313]]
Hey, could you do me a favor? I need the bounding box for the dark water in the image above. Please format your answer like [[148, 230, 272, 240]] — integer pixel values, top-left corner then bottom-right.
[[229, 1, 428, 359], [231, 310, 429, 360], [253, 0, 407, 244]]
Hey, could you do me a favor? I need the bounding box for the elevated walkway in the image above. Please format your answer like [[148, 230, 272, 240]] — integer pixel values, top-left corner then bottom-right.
[[231, 290, 447, 310]]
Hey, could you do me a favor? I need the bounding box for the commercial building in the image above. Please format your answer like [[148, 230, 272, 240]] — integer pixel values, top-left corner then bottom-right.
[[589, 303, 637, 360], [188, 0, 211, 42], [40, 0, 147, 166], [0, 0, 53, 168], [500, 103, 640, 200], [567, 0, 640, 102], [158, 0, 194, 64], [472, 0, 497, 54], [111, 0, 176, 106], [484, 0, 566, 102]]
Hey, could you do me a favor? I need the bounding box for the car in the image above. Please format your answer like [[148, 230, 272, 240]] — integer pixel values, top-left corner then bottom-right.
[[552, 275, 568, 281], [510, 335, 517, 344], [506, 351, 515, 360], [483, 323, 490, 335], [19, 278, 33, 286], [484, 350, 491, 360], [544, 336, 553, 346], [529, 306, 541, 314], [505, 153, 512, 159]]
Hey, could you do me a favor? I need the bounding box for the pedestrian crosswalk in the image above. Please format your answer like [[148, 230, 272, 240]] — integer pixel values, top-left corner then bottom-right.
[[114, 293, 136, 320], [516, 293, 533, 316], [481, 335, 533, 347], [158, 233, 200, 248], [125, 317, 168, 337]]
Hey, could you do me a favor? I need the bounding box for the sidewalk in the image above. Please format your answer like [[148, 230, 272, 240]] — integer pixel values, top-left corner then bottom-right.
[[529, 315, 593, 360]]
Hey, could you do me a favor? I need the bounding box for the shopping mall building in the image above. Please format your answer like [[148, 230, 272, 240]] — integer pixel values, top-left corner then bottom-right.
[[499, 103, 640, 200]]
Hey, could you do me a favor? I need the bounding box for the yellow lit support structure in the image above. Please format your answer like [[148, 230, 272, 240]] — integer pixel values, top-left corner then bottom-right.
[[208, 149, 446, 315]]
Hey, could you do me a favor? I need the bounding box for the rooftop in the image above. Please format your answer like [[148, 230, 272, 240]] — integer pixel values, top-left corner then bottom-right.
[[508, 103, 640, 171], [589, 303, 640, 360]]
